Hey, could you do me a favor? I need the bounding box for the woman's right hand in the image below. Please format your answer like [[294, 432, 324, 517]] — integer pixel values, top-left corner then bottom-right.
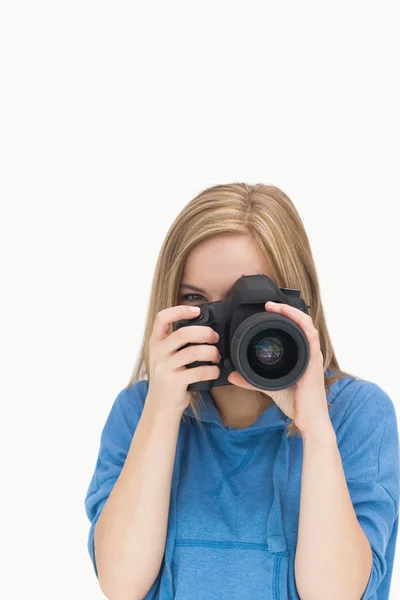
[[146, 305, 221, 415]]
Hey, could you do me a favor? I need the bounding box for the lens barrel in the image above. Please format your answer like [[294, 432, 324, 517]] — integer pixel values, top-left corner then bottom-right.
[[230, 311, 310, 391]]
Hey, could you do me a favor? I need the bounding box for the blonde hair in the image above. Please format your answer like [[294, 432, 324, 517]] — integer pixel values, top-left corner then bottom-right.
[[127, 183, 355, 437]]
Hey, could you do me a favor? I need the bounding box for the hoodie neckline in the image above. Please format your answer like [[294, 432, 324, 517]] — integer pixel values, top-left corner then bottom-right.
[[183, 388, 292, 433], [183, 367, 337, 432]]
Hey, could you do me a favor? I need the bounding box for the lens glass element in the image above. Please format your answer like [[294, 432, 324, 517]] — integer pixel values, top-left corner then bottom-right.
[[255, 336, 284, 366], [247, 327, 298, 379]]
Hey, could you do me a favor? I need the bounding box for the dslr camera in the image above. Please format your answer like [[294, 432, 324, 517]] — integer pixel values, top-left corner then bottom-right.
[[172, 273, 310, 391]]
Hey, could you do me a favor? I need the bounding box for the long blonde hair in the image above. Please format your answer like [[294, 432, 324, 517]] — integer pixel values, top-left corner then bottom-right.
[[127, 183, 354, 437]]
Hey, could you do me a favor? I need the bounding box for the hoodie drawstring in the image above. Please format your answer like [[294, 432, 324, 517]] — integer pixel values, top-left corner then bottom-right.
[[266, 427, 290, 553]]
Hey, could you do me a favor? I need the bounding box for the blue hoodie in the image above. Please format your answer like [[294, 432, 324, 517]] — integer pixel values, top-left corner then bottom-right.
[[85, 371, 400, 599]]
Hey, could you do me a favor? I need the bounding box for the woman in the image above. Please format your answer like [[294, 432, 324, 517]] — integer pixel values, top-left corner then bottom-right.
[[84, 183, 399, 600]]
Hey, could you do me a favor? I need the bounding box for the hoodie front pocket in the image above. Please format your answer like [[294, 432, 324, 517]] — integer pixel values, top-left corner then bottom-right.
[[171, 540, 290, 600]]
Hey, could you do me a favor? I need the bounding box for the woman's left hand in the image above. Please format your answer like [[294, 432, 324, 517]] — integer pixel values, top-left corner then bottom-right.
[[227, 301, 332, 437]]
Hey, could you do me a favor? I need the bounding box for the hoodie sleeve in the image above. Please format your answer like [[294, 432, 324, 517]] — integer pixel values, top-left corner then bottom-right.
[[335, 381, 400, 599], [84, 380, 148, 579]]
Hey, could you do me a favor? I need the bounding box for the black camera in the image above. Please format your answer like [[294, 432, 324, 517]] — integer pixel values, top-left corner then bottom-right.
[[172, 273, 310, 391]]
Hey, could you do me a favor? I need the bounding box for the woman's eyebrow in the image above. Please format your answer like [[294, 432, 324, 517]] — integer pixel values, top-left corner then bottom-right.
[[179, 283, 207, 294]]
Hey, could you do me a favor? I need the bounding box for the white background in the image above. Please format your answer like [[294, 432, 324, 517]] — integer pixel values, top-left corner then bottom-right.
[[1, 1, 399, 598]]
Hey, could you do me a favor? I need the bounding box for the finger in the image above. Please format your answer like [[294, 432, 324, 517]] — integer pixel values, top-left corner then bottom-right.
[[227, 371, 257, 391], [151, 305, 201, 342], [228, 371, 280, 401], [265, 301, 320, 352], [265, 301, 313, 329]]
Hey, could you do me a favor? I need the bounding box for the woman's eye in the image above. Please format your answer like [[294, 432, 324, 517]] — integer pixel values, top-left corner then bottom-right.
[[181, 293, 205, 303]]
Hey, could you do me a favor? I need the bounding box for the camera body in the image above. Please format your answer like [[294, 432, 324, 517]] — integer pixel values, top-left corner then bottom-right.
[[172, 273, 310, 391]]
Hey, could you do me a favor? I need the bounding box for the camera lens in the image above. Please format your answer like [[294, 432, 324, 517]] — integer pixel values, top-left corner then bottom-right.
[[231, 312, 310, 391], [254, 336, 284, 366]]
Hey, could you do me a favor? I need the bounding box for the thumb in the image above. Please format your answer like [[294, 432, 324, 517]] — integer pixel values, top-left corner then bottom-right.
[[227, 371, 285, 405]]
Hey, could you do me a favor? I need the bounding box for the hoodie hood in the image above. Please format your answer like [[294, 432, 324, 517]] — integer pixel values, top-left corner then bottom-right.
[[183, 387, 291, 433]]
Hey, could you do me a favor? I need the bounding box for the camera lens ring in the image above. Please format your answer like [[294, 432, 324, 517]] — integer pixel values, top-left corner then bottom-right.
[[230, 311, 310, 391]]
